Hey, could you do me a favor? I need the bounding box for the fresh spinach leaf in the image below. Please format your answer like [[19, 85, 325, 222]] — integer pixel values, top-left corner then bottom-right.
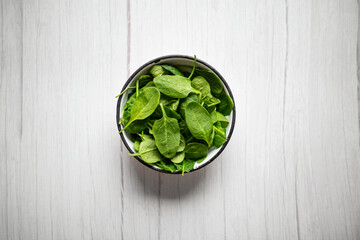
[[210, 110, 229, 128], [167, 99, 180, 111], [151, 104, 181, 120], [217, 93, 234, 116], [152, 104, 180, 158], [171, 151, 185, 164], [184, 142, 208, 160], [194, 68, 223, 95], [156, 159, 177, 172], [185, 102, 213, 146], [161, 64, 184, 76], [213, 123, 227, 148], [182, 159, 196, 175], [122, 88, 149, 133], [137, 75, 153, 88], [149, 65, 166, 77], [144, 81, 154, 87], [133, 140, 140, 152], [154, 75, 200, 98], [120, 87, 160, 133], [191, 76, 220, 107], [178, 93, 198, 118], [129, 135, 163, 163], [177, 135, 185, 152]]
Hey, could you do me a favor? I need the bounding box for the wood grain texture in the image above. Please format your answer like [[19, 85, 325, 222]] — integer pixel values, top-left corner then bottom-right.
[[1, 0, 359, 239]]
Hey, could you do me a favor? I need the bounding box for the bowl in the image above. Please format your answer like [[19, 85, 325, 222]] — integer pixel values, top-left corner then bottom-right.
[[116, 55, 236, 174]]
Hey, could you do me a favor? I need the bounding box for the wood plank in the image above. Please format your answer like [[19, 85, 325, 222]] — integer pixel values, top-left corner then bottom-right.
[[0, 0, 359, 239]]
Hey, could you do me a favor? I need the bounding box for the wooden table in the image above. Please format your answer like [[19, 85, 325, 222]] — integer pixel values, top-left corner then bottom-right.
[[1, 0, 359, 239]]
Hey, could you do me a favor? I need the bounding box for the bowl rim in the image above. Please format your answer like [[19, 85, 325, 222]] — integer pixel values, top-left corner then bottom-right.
[[116, 54, 236, 174]]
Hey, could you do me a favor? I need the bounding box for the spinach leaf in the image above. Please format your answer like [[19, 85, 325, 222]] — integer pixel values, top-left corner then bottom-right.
[[177, 135, 185, 152], [174, 159, 196, 175], [161, 64, 184, 76], [184, 142, 208, 160], [210, 110, 229, 128], [133, 140, 140, 152], [137, 75, 153, 88], [149, 65, 166, 77], [120, 87, 160, 133], [213, 123, 227, 148], [203, 95, 221, 107], [151, 104, 181, 120], [159, 94, 174, 106], [159, 94, 180, 111], [191, 76, 211, 95], [152, 104, 180, 158], [129, 135, 163, 163], [191, 76, 220, 107], [178, 93, 198, 118], [122, 88, 149, 133], [181, 159, 196, 175], [167, 99, 180, 111], [176, 65, 194, 75], [185, 102, 213, 146], [194, 68, 223, 95], [217, 93, 234, 116], [174, 162, 183, 171], [171, 151, 185, 163], [155, 159, 177, 172], [145, 81, 154, 87], [154, 75, 200, 98]]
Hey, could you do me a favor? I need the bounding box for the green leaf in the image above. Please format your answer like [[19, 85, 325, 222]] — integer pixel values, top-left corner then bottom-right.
[[185, 102, 213, 146], [120, 87, 160, 133], [167, 99, 180, 111], [137, 75, 153, 88], [149, 65, 166, 77], [156, 159, 177, 172], [154, 75, 200, 98], [213, 124, 227, 148], [144, 81, 154, 88], [171, 151, 185, 163], [210, 110, 229, 128], [191, 76, 211, 96], [161, 64, 184, 76], [217, 93, 234, 116], [152, 104, 181, 158], [194, 68, 223, 95], [191, 76, 220, 107], [178, 93, 198, 118], [133, 140, 140, 152], [122, 88, 149, 133], [129, 135, 163, 164], [177, 135, 185, 152], [151, 104, 181, 120], [181, 159, 196, 175], [184, 142, 208, 160]]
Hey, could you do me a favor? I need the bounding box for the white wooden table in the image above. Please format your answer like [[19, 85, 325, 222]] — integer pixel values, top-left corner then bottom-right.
[[1, 0, 360, 239]]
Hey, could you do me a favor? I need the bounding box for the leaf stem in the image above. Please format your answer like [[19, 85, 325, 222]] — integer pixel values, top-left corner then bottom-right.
[[213, 126, 225, 136], [115, 86, 136, 98], [119, 120, 133, 134], [188, 55, 197, 79], [159, 103, 167, 118], [129, 147, 157, 156]]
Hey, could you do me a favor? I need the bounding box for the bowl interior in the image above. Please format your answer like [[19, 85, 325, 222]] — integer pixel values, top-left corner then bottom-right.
[[117, 56, 235, 174]]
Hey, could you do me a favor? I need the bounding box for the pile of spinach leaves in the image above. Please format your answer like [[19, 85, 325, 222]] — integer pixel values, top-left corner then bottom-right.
[[117, 56, 233, 175]]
